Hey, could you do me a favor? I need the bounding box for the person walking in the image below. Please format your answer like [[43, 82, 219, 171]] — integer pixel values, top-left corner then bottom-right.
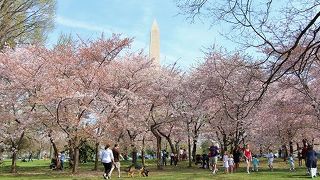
[[209, 143, 219, 174], [288, 154, 295, 171], [267, 149, 274, 171], [109, 144, 122, 178], [100, 144, 114, 179], [306, 145, 317, 178], [243, 144, 252, 174], [28, 153, 33, 162]]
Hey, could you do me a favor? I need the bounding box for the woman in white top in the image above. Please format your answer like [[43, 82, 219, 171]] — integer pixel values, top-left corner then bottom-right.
[[100, 144, 114, 179], [223, 152, 229, 173]]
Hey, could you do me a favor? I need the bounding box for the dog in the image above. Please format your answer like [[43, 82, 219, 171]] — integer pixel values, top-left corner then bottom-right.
[[127, 164, 149, 177]]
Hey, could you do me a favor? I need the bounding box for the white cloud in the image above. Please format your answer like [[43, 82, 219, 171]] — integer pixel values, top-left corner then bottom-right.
[[55, 15, 149, 52], [56, 15, 114, 34]]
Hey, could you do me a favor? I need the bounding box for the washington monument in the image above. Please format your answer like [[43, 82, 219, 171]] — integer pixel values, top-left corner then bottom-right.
[[149, 20, 160, 66]]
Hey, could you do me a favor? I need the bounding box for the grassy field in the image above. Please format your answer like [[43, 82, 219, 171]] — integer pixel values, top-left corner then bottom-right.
[[0, 158, 313, 179]]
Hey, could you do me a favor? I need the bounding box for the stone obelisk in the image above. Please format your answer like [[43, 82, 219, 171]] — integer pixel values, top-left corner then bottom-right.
[[149, 20, 160, 66]]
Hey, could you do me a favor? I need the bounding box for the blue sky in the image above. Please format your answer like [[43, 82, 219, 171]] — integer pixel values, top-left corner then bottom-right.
[[48, 0, 235, 69]]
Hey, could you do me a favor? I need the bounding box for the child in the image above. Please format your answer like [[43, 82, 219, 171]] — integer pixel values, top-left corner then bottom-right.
[[228, 154, 234, 173], [288, 154, 295, 171], [267, 149, 274, 171], [252, 156, 260, 172], [223, 151, 229, 173]]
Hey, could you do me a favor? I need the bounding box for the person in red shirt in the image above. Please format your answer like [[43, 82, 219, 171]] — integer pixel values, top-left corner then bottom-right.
[[243, 144, 252, 174]]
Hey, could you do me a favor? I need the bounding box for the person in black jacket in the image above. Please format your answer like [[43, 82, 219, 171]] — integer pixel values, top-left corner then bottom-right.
[[306, 145, 317, 177], [233, 146, 242, 172]]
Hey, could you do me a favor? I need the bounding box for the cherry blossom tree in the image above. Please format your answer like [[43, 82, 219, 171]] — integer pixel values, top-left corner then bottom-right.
[[0, 46, 47, 172], [191, 50, 264, 153]]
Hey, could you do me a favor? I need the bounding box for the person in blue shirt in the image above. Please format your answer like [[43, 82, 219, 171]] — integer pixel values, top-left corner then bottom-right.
[[252, 155, 260, 172], [60, 151, 66, 170]]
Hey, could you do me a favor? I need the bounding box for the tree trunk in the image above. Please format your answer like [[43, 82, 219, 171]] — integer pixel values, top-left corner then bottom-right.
[[167, 138, 176, 154], [187, 122, 192, 167], [192, 138, 197, 162], [93, 142, 99, 171], [49, 135, 60, 169], [156, 135, 162, 169], [11, 151, 17, 173], [223, 134, 228, 154], [69, 140, 74, 170], [158, 129, 176, 154], [142, 135, 146, 166], [151, 128, 162, 169], [72, 136, 79, 174], [11, 131, 25, 173], [72, 143, 79, 173]]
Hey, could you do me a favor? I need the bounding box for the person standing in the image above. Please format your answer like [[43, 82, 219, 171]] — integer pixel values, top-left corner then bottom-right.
[[267, 149, 274, 171], [170, 152, 175, 165], [243, 144, 252, 174], [60, 151, 66, 170], [306, 145, 317, 178], [233, 146, 241, 172], [162, 150, 167, 166], [174, 153, 178, 166], [28, 153, 33, 162], [302, 139, 308, 165], [109, 144, 122, 178], [288, 154, 295, 171], [228, 154, 234, 173], [223, 151, 229, 174], [252, 156, 260, 172], [100, 144, 114, 179], [209, 143, 219, 174]]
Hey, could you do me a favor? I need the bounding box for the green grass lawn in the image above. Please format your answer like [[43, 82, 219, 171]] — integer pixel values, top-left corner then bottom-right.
[[0, 158, 313, 179]]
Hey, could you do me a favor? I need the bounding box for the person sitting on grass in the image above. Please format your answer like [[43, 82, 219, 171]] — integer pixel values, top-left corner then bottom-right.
[[252, 155, 260, 172], [267, 149, 274, 171]]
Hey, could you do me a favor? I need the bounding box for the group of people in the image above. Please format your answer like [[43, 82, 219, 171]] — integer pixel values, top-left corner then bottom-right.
[[100, 144, 122, 179], [161, 149, 179, 166], [212, 144, 252, 174], [49, 151, 65, 170], [207, 142, 318, 178]]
